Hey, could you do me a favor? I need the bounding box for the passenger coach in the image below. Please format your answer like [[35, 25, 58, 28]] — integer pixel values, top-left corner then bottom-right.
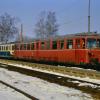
[[13, 33, 100, 65], [0, 43, 15, 58]]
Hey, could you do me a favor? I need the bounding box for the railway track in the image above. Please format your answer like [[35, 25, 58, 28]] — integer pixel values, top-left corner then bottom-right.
[[0, 80, 38, 100], [0, 61, 100, 86], [1, 62, 100, 86], [0, 59, 100, 80], [0, 60, 100, 99]]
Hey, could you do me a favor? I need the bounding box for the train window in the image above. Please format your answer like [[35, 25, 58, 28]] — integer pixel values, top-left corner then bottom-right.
[[10, 45, 12, 50], [2, 46, 4, 50], [60, 40, 64, 49], [0, 46, 2, 50], [36, 42, 39, 49], [41, 42, 45, 49], [52, 41, 57, 49], [87, 39, 96, 48], [5, 46, 6, 50], [1, 46, 3, 50], [76, 39, 80, 48], [20, 44, 23, 50], [15, 44, 18, 50], [7, 46, 8, 50], [67, 39, 73, 49], [27, 44, 30, 50], [6, 46, 8, 50], [9, 46, 11, 50], [6, 46, 7, 50], [15, 44, 19, 50], [46, 41, 50, 50], [3, 46, 4, 50], [23, 44, 27, 50], [31, 43, 34, 50], [97, 39, 100, 48], [12, 45, 15, 50], [0, 46, 1, 50], [82, 39, 85, 49], [5, 46, 7, 50], [4, 46, 6, 50], [2, 46, 3, 50]]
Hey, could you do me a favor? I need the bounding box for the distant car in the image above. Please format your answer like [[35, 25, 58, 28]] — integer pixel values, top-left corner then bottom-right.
[[0, 43, 15, 58]]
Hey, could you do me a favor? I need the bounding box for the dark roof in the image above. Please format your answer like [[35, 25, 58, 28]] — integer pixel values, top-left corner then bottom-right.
[[1, 32, 100, 44]]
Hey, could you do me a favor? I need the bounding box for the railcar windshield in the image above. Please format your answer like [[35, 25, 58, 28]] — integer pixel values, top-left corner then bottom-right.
[[97, 39, 100, 47], [87, 39, 96, 48], [87, 38, 100, 48]]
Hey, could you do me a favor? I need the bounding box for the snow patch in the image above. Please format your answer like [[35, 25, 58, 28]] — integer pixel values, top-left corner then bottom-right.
[[0, 67, 93, 100]]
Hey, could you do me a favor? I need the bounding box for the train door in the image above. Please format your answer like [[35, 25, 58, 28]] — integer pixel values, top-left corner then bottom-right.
[[75, 38, 86, 64], [75, 38, 85, 49], [36, 41, 39, 60]]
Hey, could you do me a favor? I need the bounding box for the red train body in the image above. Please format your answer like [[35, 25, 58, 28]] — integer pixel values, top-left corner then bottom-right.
[[13, 33, 100, 65]]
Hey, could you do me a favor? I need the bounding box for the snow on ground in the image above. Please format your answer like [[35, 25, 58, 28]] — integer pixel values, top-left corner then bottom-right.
[[0, 83, 30, 100], [8, 63, 100, 86], [0, 67, 93, 100]]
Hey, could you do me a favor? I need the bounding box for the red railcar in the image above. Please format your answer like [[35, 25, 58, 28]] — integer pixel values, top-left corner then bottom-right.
[[13, 33, 100, 65]]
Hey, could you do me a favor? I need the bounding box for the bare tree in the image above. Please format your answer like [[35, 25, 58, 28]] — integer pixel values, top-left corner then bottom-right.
[[35, 11, 58, 39], [35, 11, 46, 39], [0, 13, 18, 43], [45, 11, 58, 38]]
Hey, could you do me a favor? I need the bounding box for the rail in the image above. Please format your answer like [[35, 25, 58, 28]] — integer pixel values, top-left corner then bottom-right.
[[0, 80, 38, 100], [0, 61, 100, 99], [0, 59, 99, 80]]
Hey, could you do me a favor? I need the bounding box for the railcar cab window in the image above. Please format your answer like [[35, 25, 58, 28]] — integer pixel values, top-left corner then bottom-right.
[[97, 39, 100, 48], [67, 39, 73, 49], [52, 41, 57, 49], [87, 39, 96, 48]]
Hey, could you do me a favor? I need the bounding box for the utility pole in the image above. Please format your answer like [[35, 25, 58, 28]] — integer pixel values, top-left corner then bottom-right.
[[88, 0, 90, 33], [20, 24, 23, 42]]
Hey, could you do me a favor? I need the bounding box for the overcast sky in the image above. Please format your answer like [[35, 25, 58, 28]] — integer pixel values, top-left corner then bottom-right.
[[0, 0, 100, 37]]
